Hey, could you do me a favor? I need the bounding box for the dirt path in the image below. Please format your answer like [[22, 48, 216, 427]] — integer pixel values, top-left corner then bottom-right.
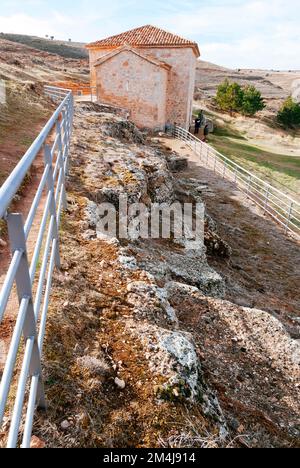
[[160, 137, 300, 336]]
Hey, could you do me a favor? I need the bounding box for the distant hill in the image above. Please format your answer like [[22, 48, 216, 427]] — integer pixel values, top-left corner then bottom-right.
[[195, 59, 300, 114], [197, 60, 231, 72], [0, 33, 88, 59], [0, 37, 89, 87], [196, 59, 286, 100]]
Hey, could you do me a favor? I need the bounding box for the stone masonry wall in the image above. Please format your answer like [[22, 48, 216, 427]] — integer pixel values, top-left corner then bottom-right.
[[95, 50, 168, 129], [89, 48, 112, 89], [88, 46, 197, 129], [139, 47, 197, 129]]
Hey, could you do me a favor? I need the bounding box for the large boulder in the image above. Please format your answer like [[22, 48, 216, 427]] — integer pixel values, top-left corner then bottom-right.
[[126, 320, 228, 438]]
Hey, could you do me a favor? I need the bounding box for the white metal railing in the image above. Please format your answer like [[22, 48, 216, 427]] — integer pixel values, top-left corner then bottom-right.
[[172, 126, 300, 240], [0, 85, 74, 448]]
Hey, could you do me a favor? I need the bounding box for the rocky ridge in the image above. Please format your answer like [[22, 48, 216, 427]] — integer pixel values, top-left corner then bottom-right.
[[24, 102, 300, 449]]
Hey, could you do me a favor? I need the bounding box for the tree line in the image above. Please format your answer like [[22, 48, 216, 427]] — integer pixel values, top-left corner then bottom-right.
[[216, 79, 300, 129]]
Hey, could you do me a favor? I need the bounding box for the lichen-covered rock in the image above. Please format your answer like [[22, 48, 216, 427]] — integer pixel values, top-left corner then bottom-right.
[[132, 241, 225, 298], [102, 119, 145, 144], [234, 306, 300, 377], [126, 281, 177, 324], [166, 249, 225, 297], [126, 321, 227, 436], [139, 154, 176, 204], [118, 252, 138, 270], [166, 284, 300, 441], [165, 281, 201, 298]]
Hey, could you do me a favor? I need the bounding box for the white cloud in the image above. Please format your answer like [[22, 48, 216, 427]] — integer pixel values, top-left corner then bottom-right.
[[156, 0, 300, 69], [0, 10, 118, 41], [0, 1, 299, 69], [202, 37, 300, 70], [0, 13, 61, 37]]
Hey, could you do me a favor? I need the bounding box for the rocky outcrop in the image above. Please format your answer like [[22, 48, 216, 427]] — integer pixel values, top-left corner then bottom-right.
[[166, 153, 189, 173], [166, 281, 300, 444], [126, 320, 227, 436], [126, 281, 178, 324], [102, 119, 145, 145], [79, 106, 225, 299], [72, 104, 228, 436], [36, 102, 299, 449], [128, 242, 225, 297]]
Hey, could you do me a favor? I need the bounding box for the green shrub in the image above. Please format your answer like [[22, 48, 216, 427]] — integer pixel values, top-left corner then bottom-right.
[[216, 80, 265, 117], [277, 97, 300, 129], [241, 85, 265, 116], [216, 79, 243, 115]]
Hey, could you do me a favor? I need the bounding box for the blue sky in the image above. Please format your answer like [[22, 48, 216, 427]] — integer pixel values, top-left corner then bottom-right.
[[1, 0, 300, 69]]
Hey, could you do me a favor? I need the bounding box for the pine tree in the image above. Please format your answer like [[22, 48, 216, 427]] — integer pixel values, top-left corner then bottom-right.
[[241, 85, 265, 116], [216, 79, 244, 115], [277, 97, 300, 129]]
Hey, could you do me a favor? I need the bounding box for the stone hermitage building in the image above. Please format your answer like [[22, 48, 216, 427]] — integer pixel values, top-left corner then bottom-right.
[[86, 25, 200, 130]]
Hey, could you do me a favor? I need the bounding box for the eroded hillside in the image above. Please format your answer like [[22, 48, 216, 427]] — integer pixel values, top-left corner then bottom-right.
[[0, 33, 88, 60], [196, 60, 300, 114], [24, 103, 300, 449], [0, 38, 88, 84]]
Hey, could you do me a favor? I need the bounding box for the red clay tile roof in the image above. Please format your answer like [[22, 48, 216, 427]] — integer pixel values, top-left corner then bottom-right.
[[86, 25, 200, 56]]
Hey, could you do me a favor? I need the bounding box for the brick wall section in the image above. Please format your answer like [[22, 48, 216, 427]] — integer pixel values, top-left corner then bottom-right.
[[88, 46, 197, 129], [95, 50, 168, 129]]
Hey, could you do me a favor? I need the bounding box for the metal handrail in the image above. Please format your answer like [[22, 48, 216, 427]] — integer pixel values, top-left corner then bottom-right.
[[0, 85, 74, 448], [172, 126, 300, 239]]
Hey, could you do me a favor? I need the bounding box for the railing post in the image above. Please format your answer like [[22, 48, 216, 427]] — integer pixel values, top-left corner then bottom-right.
[[69, 94, 74, 137], [234, 167, 238, 185], [56, 118, 68, 210], [62, 107, 70, 176], [223, 161, 227, 179], [63, 107, 70, 149], [5, 214, 45, 447], [264, 185, 270, 214], [44, 144, 61, 269], [246, 175, 252, 196], [199, 141, 203, 161], [285, 202, 294, 234]]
